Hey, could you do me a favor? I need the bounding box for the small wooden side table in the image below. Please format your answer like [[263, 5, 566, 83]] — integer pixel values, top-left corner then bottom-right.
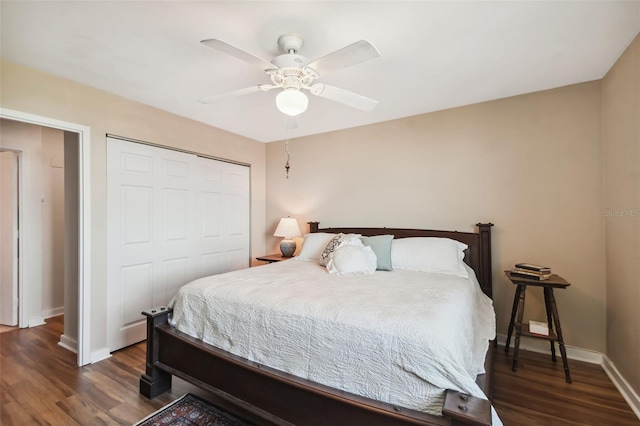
[[504, 271, 572, 383], [255, 254, 289, 263]]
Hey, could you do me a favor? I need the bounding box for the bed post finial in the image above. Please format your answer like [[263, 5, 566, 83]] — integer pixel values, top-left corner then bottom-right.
[[308, 221, 319, 233], [476, 223, 494, 298]]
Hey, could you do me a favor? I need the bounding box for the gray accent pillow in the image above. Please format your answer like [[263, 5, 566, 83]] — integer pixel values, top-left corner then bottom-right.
[[360, 235, 394, 271]]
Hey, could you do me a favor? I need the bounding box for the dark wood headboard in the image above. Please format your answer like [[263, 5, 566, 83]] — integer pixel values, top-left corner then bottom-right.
[[309, 222, 494, 299]]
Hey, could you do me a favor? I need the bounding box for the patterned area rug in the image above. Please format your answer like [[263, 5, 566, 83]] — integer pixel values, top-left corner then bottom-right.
[[135, 393, 253, 426]]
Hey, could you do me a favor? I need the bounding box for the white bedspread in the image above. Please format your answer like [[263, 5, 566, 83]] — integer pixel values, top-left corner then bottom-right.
[[169, 258, 496, 416]]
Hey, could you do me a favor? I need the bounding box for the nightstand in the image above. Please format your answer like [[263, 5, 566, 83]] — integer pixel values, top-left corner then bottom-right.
[[255, 254, 290, 263], [504, 271, 572, 383]]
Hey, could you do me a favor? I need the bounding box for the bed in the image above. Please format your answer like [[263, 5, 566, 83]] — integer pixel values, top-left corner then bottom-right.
[[140, 222, 497, 425]]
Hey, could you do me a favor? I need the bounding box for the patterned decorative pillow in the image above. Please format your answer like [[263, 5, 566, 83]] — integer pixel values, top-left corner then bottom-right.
[[319, 234, 344, 266]]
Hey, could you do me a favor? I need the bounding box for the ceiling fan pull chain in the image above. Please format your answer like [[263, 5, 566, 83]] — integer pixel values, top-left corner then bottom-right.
[[284, 116, 291, 179], [284, 139, 291, 179]]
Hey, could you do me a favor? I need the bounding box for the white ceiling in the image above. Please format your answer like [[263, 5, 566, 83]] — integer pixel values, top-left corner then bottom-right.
[[2, 1, 639, 143]]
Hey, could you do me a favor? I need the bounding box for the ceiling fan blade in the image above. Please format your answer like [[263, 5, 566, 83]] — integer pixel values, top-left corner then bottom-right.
[[311, 83, 378, 112], [201, 39, 275, 71], [198, 85, 264, 104], [304, 40, 380, 77]]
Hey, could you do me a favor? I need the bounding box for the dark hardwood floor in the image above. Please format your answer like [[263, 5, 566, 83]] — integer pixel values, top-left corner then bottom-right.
[[1, 316, 638, 425], [493, 346, 639, 425]]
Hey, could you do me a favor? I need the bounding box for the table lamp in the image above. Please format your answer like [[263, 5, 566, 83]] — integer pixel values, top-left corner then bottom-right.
[[274, 217, 301, 257]]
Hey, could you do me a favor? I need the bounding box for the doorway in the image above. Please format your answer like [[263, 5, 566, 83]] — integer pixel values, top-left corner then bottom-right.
[[0, 108, 91, 366]]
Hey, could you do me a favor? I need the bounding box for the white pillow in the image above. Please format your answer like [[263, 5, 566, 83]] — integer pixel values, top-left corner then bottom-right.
[[391, 237, 469, 278], [319, 233, 362, 266], [326, 245, 377, 275], [297, 233, 337, 261]]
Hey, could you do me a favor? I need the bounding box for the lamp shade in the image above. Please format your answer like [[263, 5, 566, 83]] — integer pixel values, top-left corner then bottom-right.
[[276, 89, 308, 116], [273, 217, 301, 238]]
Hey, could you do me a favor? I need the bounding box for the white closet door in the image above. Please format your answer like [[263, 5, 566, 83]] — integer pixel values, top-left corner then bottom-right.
[[197, 157, 250, 276], [107, 138, 249, 351]]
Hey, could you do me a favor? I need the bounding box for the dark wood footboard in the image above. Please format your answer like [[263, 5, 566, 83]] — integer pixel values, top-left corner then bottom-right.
[[140, 306, 492, 426]]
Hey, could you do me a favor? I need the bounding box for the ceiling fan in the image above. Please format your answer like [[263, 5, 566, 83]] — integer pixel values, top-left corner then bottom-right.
[[198, 34, 380, 116]]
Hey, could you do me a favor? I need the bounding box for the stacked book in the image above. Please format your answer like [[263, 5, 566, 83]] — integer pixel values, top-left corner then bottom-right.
[[511, 263, 552, 280]]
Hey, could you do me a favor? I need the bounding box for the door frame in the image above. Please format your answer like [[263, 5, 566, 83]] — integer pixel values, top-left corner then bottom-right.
[[0, 150, 19, 326], [0, 108, 91, 366]]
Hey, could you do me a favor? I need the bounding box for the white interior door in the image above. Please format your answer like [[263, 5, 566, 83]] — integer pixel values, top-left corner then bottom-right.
[[107, 137, 250, 351], [0, 150, 19, 326]]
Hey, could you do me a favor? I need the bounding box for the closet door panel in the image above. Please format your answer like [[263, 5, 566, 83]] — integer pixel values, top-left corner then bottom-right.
[[107, 138, 249, 351], [196, 157, 250, 277]]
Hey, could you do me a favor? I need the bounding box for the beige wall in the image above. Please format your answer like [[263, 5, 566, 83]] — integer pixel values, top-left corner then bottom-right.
[[603, 34, 640, 395], [63, 131, 79, 350], [0, 59, 266, 356], [266, 81, 607, 352], [40, 126, 65, 318]]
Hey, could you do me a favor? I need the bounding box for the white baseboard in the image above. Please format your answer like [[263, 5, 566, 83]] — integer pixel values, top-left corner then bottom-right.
[[496, 333, 603, 364], [58, 334, 78, 353], [91, 347, 112, 363], [42, 307, 64, 319], [497, 333, 639, 421], [28, 317, 45, 328], [602, 355, 640, 420]]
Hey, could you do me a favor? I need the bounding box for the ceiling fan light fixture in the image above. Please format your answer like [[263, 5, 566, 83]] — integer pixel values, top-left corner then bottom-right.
[[276, 88, 308, 116]]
